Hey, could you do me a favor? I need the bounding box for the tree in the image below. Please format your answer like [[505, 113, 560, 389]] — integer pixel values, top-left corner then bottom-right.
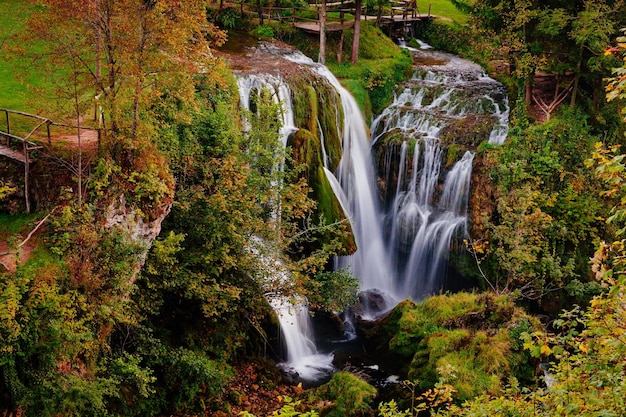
[[451, 0, 624, 111], [27, 0, 226, 145], [319, 0, 327, 64], [351, 0, 362, 64]]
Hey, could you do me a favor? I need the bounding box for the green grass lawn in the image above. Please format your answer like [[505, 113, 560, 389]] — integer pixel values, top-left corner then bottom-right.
[[0, 0, 53, 114], [420, 0, 468, 24]]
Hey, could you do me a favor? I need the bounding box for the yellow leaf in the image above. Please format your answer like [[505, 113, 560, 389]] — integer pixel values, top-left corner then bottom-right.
[[579, 343, 588, 354], [540, 344, 552, 356]]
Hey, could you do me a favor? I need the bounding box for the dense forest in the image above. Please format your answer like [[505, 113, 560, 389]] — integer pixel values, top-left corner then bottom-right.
[[0, 0, 625, 416]]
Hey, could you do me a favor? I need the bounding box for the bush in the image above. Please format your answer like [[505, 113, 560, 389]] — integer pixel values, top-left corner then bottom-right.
[[311, 371, 377, 417], [217, 7, 242, 29], [369, 293, 542, 402], [250, 24, 275, 39]]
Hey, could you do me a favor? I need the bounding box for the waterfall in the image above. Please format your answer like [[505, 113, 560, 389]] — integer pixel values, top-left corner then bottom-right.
[[283, 47, 508, 304], [283, 51, 396, 303], [237, 73, 297, 147], [370, 48, 508, 301], [235, 43, 509, 380], [236, 73, 335, 382]]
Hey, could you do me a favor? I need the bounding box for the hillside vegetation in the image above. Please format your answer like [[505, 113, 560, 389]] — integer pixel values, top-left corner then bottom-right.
[[1, 0, 626, 416]]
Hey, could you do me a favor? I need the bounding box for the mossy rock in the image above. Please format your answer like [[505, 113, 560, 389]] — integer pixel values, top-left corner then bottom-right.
[[361, 292, 542, 402], [311, 371, 377, 417], [289, 73, 343, 171], [439, 114, 497, 148], [288, 129, 355, 254]]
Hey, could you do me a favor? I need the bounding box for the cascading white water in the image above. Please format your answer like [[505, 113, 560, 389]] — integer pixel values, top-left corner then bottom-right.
[[283, 51, 396, 302], [267, 293, 335, 381], [283, 46, 509, 304], [236, 73, 334, 381], [237, 73, 297, 147], [235, 43, 509, 378], [238, 46, 508, 379]]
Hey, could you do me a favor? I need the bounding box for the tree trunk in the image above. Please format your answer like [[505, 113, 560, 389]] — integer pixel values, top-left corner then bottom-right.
[[570, 47, 583, 108], [337, 11, 345, 63], [525, 77, 532, 106], [257, 0, 264, 25], [319, 0, 327, 64], [351, 0, 362, 64]]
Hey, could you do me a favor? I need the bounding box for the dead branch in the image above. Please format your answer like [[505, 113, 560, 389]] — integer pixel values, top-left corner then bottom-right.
[[532, 79, 574, 121], [17, 207, 57, 249]]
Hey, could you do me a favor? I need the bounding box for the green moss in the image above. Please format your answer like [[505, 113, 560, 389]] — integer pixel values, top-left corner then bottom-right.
[[312, 371, 377, 417], [288, 129, 355, 253], [439, 115, 497, 149], [372, 292, 542, 402], [289, 73, 343, 171], [0, 212, 44, 234], [292, 81, 318, 134]]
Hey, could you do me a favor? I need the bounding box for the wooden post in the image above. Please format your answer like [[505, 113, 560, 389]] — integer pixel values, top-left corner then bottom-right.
[[46, 121, 51, 145], [23, 141, 30, 213], [351, 0, 362, 64], [337, 10, 345, 63], [319, 0, 327, 64], [5, 110, 10, 135]]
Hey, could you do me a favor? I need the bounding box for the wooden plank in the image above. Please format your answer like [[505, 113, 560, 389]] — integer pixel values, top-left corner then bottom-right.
[[0, 144, 27, 163], [294, 21, 354, 33], [309, 1, 355, 7], [0, 108, 48, 122]]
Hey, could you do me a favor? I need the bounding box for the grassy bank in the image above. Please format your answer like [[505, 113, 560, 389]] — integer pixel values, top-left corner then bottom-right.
[[0, 0, 51, 113], [422, 0, 468, 24], [326, 22, 413, 118]]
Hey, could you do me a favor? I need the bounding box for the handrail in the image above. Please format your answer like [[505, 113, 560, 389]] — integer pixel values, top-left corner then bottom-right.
[[0, 108, 48, 122]]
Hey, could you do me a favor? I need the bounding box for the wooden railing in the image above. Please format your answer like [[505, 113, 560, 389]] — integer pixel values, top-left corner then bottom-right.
[[0, 108, 100, 212], [241, 3, 360, 26]]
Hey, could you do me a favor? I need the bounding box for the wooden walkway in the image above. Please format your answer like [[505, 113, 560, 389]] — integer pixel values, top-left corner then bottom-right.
[[0, 129, 43, 165], [294, 21, 355, 33], [246, 1, 434, 35], [0, 144, 28, 163], [0, 108, 100, 213]]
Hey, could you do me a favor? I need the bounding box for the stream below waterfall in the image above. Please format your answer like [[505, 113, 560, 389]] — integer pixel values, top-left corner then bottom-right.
[[231, 39, 509, 385]]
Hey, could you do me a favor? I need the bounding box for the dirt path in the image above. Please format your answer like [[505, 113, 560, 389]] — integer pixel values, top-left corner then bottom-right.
[[0, 238, 34, 273]]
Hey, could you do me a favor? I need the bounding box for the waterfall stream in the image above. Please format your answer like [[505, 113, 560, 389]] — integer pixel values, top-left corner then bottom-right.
[[368, 46, 508, 301], [237, 73, 335, 382], [234, 41, 509, 382]]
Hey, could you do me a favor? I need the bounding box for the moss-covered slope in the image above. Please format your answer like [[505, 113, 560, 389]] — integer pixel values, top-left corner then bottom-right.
[[361, 292, 542, 402]]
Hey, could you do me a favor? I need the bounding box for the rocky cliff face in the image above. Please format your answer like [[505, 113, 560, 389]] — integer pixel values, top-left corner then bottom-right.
[[104, 193, 171, 282]]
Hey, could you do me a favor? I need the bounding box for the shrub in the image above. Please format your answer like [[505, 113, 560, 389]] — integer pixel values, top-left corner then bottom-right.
[[312, 371, 377, 417], [216, 7, 241, 29], [250, 25, 275, 39]]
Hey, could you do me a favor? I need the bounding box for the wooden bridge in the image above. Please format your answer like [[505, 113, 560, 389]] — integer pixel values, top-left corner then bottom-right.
[[0, 108, 100, 212], [242, 0, 433, 35], [0, 109, 47, 164]]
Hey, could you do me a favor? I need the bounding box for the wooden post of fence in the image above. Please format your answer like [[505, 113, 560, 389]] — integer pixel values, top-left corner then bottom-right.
[[319, 0, 327, 64], [23, 141, 30, 213], [5, 110, 10, 135], [337, 9, 345, 63], [46, 121, 51, 145], [292, 6, 295, 24]]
